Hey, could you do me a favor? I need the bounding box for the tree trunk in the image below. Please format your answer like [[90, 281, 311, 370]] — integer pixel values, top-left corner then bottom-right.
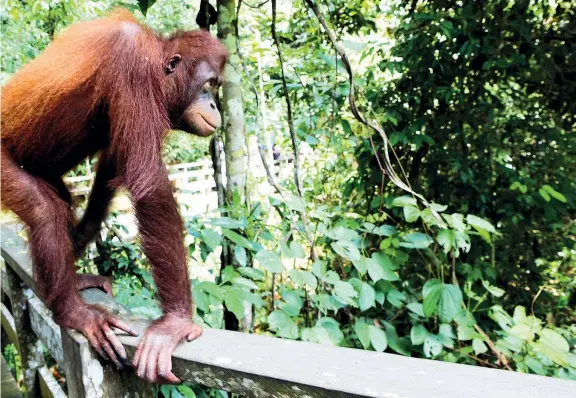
[[217, 0, 251, 332]]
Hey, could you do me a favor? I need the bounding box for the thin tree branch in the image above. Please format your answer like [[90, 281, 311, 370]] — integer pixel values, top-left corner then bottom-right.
[[302, 0, 446, 227], [271, 0, 302, 196]]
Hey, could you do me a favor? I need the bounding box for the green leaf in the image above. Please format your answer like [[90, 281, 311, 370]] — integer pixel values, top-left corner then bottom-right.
[[386, 289, 406, 308], [332, 281, 358, 305], [285, 194, 306, 212], [423, 335, 443, 357], [403, 206, 421, 222], [422, 280, 463, 322], [359, 283, 376, 311], [366, 256, 399, 282], [255, 249, 284, 273], [231, 277, 258, 290], [466, 215, 496, 233], [290, 241, 306, 258], [410, 325, 429, 345], [407, 302, 425, 317], [268, 310, 299, 339], [316, 317, 344, 345], [534, 329, 569, 366], [436, 229, 455, 253], [234, 246, 247, 267], [392, 196, 417, 207], [279, 291, 303, 316], [398, 233, 434, 249], [224, 287, 247, 321], [237, 267, 265, 281], [542, 185, 567, 203], [176, 385, 196, 398], [538, 188, 551, 202], [368, 325, 388, 352], [312, 260, 327, 278], [327, 226, 360, 241], [457, 325, 478, 341], [354, 321, 371, 349], [372, 252, 398, 270], [201, 229, 222, 251], [208, 217, 245, 229], [288, 270, 317, 290], [482, 281, 505, 297], [352, 257, 368, 276], [472, 338, 488, 355], [221, 229, 255, 250], [331, 241, 361, 261]]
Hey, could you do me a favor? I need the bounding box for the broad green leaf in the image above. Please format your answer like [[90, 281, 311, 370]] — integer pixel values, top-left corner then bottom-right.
[[268, 310, 299, 339], [466, 215, 496, 233], [234, 246, 247, 267], [436, 229, 455, 253], [482, 281, 505, 297], [224, 287, 247, 321], [290, 241, 306, 258], [372, 252, 398, 270], [534, 329, 569, 366], [439, 324, 456, 339], [332, 281, 358, 305], [331, 240, 361, 261], [354, 321, 371, 349], [398, 233, 434, 249], [410, 325, 428, 345], [423, 335, 443, 357], [221, 229, 255, 250], [316, 317, 344, 345], [279, 291, 303, 316], [231, 277, 258, 290], [255, 249, 284, 273], [368, 325, 388, 352], [312, 260, 327, 278], [524, 357, 546, 375], [285, 194, 306, 212], [327, 226, 360, 241], [352, 257, 368, 276], [457, 325, 478, 341], [387, 289, 406, 307], [208, 217, 245, 229], [403, 205, 421, 222], [407, 302, 425, 317], [237, 267, 265, 281], [366, 256, 399, 282], [288, 270, 317, 290], [392, 196, 417, 207], [176, 385, 196, 398], [359, 283, 376, 311], [472, 338, 488, 355], [422, 280, 463, 322], [201, 229, 222, 251]]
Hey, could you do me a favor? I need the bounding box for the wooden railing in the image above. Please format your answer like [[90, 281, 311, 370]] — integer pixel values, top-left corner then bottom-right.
[[2, 224, 574, 398], [64, 156, 295, 200]]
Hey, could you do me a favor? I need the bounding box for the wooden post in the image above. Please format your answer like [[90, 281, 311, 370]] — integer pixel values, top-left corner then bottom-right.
[[4, 266, 44, 397]]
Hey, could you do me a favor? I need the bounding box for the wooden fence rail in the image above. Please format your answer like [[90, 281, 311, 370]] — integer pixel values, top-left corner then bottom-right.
[[1, 224, 574, 398]]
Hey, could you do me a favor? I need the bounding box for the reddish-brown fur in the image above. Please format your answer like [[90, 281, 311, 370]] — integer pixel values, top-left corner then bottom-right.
[[1, 9, 227, 382]]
